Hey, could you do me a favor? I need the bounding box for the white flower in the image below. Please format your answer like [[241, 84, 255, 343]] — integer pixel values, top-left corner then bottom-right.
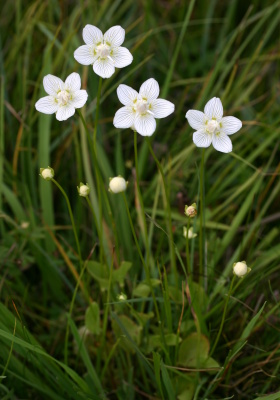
[[109, 176, 128, 193], [77, 182, 90, 197], [40, 167, 54, 180], [74, 25, 133, 79], [183, 227, 197, 239], [113, 78, 175, 136], [185, 97, 242, 153], [233, 261, 251, 278], [35, 73, 88, 121]]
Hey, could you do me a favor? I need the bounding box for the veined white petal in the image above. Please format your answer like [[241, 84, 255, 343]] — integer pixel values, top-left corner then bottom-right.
[[204, 97, 223, 120], [113, 106, 135, 129], [104, 26, 125, 47], [70, 90, 88, 108], [212, 133, 232, 153], [186, 110, 206, 130], [117, 84, 138, 106], [139, 78, 159, 101], [150, 99, 174, 119], [193, 130, 212, 148], [134, 113, 156, 136], [111, 46, 133, 68], [74, 45, 97, 65], [35, 96, 58, 114], [43, 75, 63, 95], [220, 116, 242, 135], [83, 25, 103, 45], [93, 58, 115, 79], [65, 72, 81, 92], [56, 105, 75, 121]]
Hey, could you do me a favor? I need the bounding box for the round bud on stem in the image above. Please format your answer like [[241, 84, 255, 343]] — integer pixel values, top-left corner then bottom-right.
[[233, 261, 251, 278], [109, 176, 128, 194], [40, 167, 54, 180], [77, 182, 90, 197], [184, 203, 197, 218]]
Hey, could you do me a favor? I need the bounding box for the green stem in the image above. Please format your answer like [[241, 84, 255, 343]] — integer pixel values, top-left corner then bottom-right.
[[93, 77, 103, 153], [52, 178, 82, 268], [199, 149, 205, 285], [186, 218, 190, 275], [134, 132, 150, 264], [122, 193, 160, 322], [209, 275, 236, 357], [64, 255, 91, 365], [146, 138, 177, 284], [77, 109, 104, 264]]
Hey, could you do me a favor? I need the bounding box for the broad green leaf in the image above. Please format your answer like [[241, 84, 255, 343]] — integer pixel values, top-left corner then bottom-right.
[[178, 333, 209, 367], [85, 302, 100, 335]]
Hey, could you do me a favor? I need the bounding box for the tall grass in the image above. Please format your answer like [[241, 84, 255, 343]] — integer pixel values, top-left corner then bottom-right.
[[1, 0, 280, 399]]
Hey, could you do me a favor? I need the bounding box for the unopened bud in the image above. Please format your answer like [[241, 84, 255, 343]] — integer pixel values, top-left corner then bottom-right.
[[184, 203, 197, 218], [233, 261, 251, 278], [109, 176, 128, 194], [40, 167, 54, 180], [77, 182, 90, 197]]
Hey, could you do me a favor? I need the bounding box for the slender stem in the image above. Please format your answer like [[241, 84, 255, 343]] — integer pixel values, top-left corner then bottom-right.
[[96, 254, 114, 371], [93, 77, 103, 153], [77, 109, 104, 264], [122, 192, 160, 321], [134, 132, 150, 264], [51, 178, 82, 268], [199, 149, 205, 285], [186, 218, 190, 275], [64, 255, 91, 365], [209, 275, 236, 357], [146, 138, 177, 284]]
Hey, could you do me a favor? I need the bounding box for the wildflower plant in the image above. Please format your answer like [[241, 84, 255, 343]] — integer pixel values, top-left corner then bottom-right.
[[13, 3, 278, 399]]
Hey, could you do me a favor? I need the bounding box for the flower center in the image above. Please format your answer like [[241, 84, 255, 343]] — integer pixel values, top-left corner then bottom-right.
[[57, 90, 70, 106], [135, 98, 148, 115], [207, 119, 219, 133], [96, 43, 110, 59]]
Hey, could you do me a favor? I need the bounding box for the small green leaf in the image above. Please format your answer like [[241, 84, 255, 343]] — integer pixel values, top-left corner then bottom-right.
[[87, 261, 109, 290], [112, 315, 142, 352], [178, 333, 209, 367], [112, 261, 132, 287], [85, 302, 100, 335], [133, 279, 161, 297]]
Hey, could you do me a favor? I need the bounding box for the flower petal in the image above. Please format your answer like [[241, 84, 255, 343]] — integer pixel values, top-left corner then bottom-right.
[[111, 46, 133, 68], [104, 26, 125, 47], [83, 25, 103, 45], [35, 96, 58, 114], [93, 58, 115, 79], [134, 113, 156, 136], [150, 99, 174, 119], [220, 116, 242, 135], [70, 90, 88, 108], [204, 97, 223, 119], [212, 133, 232, 153], [117, 84, 138, 106], [65, 72, 81, 91], [74, 45, 97, 65], [186, 110, 206, 130], [193, 131, 212, 148], [113, 106, 135, 129], [43, 75, 64, 95], [139, 78, 159, 101], [56, 105, 76, 121]]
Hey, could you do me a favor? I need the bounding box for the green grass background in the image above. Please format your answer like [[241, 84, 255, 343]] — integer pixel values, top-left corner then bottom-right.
[[0, 0, 280, 399]]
